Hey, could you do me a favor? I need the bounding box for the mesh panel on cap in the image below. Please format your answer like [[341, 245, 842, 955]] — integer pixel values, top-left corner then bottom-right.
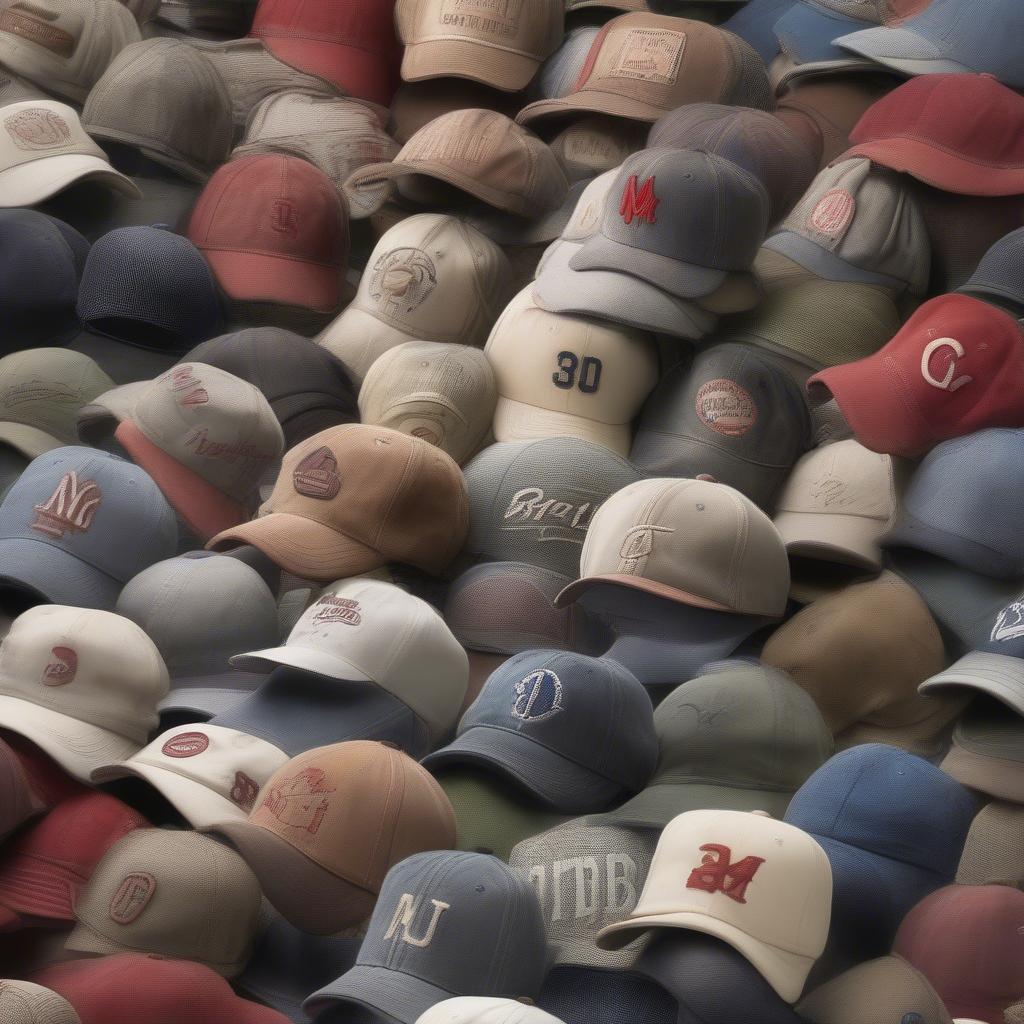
[[721, 30, 775, 112], [956, 800, 1024, 889]]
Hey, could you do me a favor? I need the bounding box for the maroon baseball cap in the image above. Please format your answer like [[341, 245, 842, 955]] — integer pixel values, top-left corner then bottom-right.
[[249, 0, 400, 107], [0, 736, 44, 844], [841, 73, 1024, 197], [187, 154, 350, 314], [3, 734, 88, 809], [808, 293, 1024, 458], [894, 884, 1024, 1023]]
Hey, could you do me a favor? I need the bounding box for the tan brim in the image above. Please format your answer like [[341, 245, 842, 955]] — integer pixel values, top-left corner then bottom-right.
[[517, 89, 669, 127], [754, 247, 819, 291], [940, 741, 1024, 803], [555, 573, 736, 613], [775, 510, 884, 572], [0, 155, 141, 208], [0, 422, 63, 459], [401, 38, 541, 93], [317, 305, 417, 387], [493, 396, 630, 457]]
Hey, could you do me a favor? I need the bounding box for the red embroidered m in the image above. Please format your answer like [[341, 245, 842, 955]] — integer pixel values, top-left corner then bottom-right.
[[685, 844, 765, 904], [620, 175, 658, 226]]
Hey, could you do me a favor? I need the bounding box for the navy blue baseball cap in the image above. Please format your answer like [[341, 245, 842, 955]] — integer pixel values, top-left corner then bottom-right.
[[537, 966, 676, 1024], [422, 650, 658, 815], [958, 226, 1024, 317]]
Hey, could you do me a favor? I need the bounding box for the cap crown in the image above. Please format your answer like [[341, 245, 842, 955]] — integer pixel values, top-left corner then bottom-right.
[[418, 998, 565, 1024], [0, 981, 80, 1024], [0, 99, 107, 174], [549, 116, 642, 182], [956, 799, 1024, 887]]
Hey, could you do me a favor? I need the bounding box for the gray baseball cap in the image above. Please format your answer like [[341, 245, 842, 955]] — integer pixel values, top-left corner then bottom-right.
[[529, 24, 601, 101], [303, 851, 547, 1024], [958, 226, 1024, 317]]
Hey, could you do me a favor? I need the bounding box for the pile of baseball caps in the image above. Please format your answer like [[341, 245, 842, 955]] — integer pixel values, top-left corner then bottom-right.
[[0, 0, 1023, 1020]]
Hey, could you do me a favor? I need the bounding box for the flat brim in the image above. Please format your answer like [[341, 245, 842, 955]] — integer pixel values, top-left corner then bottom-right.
[[0, 535, 121, 610], [401, 37, 540, 92], [202, 248, 342, 314], [775, 509, 884, 572], [919, 652, 1024, 715], [0, 423, 62, 460], [517, 90, 669, 127], [229, 643, 372, 682], [774, 2, 874, 63], [555, 573, 735, 613], [836, 25, 970, 78], [0, 154, 141, 208], [603, 781, 794, 831], [304, 962, 456, 1023], [493, 395, 630, 457]]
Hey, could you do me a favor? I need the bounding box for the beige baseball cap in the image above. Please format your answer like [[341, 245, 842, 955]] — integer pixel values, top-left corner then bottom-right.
[[595, 809, 832, 1003], [548, 115, 646, 183], [0, 349, 115, 459], [65, 828, 262, 978], [555, 478, 791, 618], [318, 213, 512, 385], [0, 980, 80, 1024], [359, 342, 496, 466], [485, 285, 659, 457], [91, 723, 289, 830], [396, 0, 564, 92], [0, 605, 168, 782], [416, 998, 565, 1024], [956, 800, 1024, 889], [0, 100, 140, 208]]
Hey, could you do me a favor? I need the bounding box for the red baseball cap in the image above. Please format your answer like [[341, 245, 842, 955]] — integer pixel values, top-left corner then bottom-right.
[[894, 884, 1024, 1023], [249, 0, 401, 107], [808, 293, 1024, 458], [187, 154, 349, 314], [33, 953, 292, 1024], [3, 734, 88, 810], [0, 736, 44, 844], [841, 73, 1024, 197]]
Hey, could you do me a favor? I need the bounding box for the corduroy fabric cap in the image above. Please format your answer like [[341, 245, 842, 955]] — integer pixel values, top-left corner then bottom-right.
[[345, 109, 568, 221], [82, 38, 232, 183], [958, 227, 1024, 318], [940, 697, 1024, 804], [188, 153, 349, 314], [548, 115, 645, 184], [396, 0, 564, 91], [208, 424, 469, 583], [0, 736, 44, 843], [956, 800, 1024, 889], [517, 14, 773, 126], [0, 0, 140, 104], [0, 980, 80, 1024], [209, 741, 456, 935]]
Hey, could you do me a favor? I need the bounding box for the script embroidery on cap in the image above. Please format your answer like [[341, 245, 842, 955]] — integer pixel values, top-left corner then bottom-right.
[[620, 175, 658, 226], [992, 600, 1024, 643], [685, 844, 765, 904], [0, 381, 78, 408], [808, 473, 849, 508], [311, 594, 362, 626], [920, 337, 972, 393], [439, 0, 523, 37], [109, 873, 157, 925], [270, 199, 299, 239], [260, 767, 335, 835], [695, 380, 758, 438], [184, 430, 275, 465], [370, 248, 438, 317], [292, 446, 342, 500], [41, 646, 77, 687], [31, 471, 101, 538], [0, 6, 75, 59], [384, 893, 451, 948], [166, 365, 209, 407], [161, 732, 210, 758], [610, 28, 686, 85], [618, 523, 673, 565], [504, 487, 598, 543], [512, 668, 563, 722], [808, 188, 856, 241], [231, 772, 260, 813]]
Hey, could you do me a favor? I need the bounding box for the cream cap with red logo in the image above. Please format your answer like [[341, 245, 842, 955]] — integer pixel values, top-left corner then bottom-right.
[[596, 809, 832, 1003], [0, 605, 168, 782]]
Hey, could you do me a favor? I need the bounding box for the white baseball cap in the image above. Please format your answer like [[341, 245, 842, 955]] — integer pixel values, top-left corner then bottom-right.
[[416, 998, 566, 1024]]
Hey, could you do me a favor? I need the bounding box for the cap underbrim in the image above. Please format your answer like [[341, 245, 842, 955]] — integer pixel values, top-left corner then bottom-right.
[[229, 643, 372, 682], [836, 25, 970, 78], [493, 395, 630, 457], [555, 573, 735, 613], [882, 511, 1014, 580], [0, 423, 63, 460], [304, 962, 457, 1022], [157, 686, 254, 721], [202, 248, 342, 314], [517, 90, 670, 127], [919, 652, 1024, 716], [775, 510, 885, 572], [0, 535, 121, 610], [401, 38, 541, 92], [0, 155, 141, 208], [762, 230, 908, 293]]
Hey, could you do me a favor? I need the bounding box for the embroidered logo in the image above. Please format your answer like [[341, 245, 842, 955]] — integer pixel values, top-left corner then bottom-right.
[[109, 873, 156, 925], [311, 594, 362, 627], [808, 473, 849, 509], [161, 732, 210, 758], [620, 175, 658, 226], [503, 487, 597, 544], [231, 772, 260, 812], [0, 7, 75, 59], [270, 199, 299, 238], [260, 767, 335, 834], [370, 247, 438, 317], [992, 600, 1024, 643], [183, 430, 274, 465], [921, 337, 972, 393], [0, 380, 77, 408], [41, 646, 77, 687], [695, 379, 757, 437], [31, 471, 101, 539], [293, 446, 341, 500], [512, 668, 563, 722], [384, 893, 451, 948], [527, 853, 640, 925], [410, 425, 441, 446], [808, 188, 855, 239], [166, 365, 209, 407], [685, 844, 765, 904], [611, 28, 686, 85], [439, 0, 522, 36], [618, 524, 673, 563], [4, 107, 71, 151]]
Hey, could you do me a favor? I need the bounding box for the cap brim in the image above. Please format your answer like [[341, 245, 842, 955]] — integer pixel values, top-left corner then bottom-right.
[[919, 653, 1024, 715], [493, 395, 630, 457], [157, 686, 254, 721], [65, 331, 179, 387], [229, 643, 372, 682], [304, 962, 457, 1023], [0, 535, 121, 610], [0, 423, 63, 460], [0, 852, 89, 924], [762, 231, 907, 293], [940, 738, 1024, 802], [401, 38, 540, 92], [203, 249, 342, 314], [555, 573, 735, 613], [775, 510, 885, 572], [0, 155, 141, 208], [836, 25, 969, 77], [517, 90, 669, 127], [882, 510, 1015, 580], [603, 781, 794, 831]]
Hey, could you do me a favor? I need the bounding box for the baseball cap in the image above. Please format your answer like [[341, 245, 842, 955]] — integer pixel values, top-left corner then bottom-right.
[[360, 342, 496, 466], [396, 0, 564, 91], [187, 153, 349, 314], [32, 953, 291, 1024], [956, 800, 1024, 889], [808, 295, 1024, 459], [82, 38, 233, 182], [605, 661, 833, 829], [417, 999, 566, 1024], [208, 425, 469, 583], [486, 286, 658, 456], [303, 850, 547, 1023], [0, 0, 141, 103], [940, 696, 1024, 803], [0, 100, 140, 208], [208, 741, 456, 935], [530, 24, 601, 101], [228, 579, 468, 748], [548, 116, 645, 184], [423, 650, 657, 814], [345, 110, 568, 221], [757, 157, 930, 297], [65, 828, 261, 976], [719, 0, 791, 63], [248, 0, 402, 106], [318, 214, 512, 385], [0, 790, 144, 926], [0, 980, 80, 1024], [595, 809, 831, 1003], [537, 965, 675, 1024], [648, 103, 816, 223], [630, 343, 811, 510], [517, 14, 773, 126], [894, 885, 1024, 1024], [158, 0, 257, 34], [958, 227, 1024, 317], [0, 736, 44, 842], [388, 78, 522, 145], [842, 73, 1024, 197]]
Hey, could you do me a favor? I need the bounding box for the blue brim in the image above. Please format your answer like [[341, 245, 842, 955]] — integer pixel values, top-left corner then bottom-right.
[[883, 512, 1020, 580], [836, 24, 968, 77], [0, 535, 120, 610], [774, 2, 875, 63], [721, 0, 796, 63]]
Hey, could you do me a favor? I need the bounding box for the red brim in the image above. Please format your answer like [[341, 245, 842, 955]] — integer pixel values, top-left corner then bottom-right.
[[203, 248, 342, 314], [0, 854, 83, 923]]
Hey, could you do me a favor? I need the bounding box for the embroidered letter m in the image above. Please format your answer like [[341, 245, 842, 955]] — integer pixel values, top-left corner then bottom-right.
[[620, 175, 658, 226]]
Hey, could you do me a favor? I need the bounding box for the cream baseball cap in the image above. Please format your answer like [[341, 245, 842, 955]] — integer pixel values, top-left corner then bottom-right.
[[485, 285, 659, 457], [416, 998, 566, 1024], [0, 980, 80, 1024], [0, 605, 168, 782], [596, 809, 832, 1003], [318, 213, 512, 385], [555, 477, 791, 618]]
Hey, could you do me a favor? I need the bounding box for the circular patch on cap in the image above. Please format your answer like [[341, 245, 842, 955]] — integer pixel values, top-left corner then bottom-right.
[[162, 732, 210, 758], [41, 646, 77, 687], [695, 379, 758, 437], [370, 248, 438, 315], [808, 188, 855, 239], [109, 873, 157, 925], [512, 669, 563, 722], [4, 108, 71, 151]]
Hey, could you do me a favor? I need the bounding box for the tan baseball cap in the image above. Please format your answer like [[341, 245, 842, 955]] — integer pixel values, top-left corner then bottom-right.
[[0, 980, 80, 1024], [318, 213, 512, 385], [208, 424, 469, 583], [388, 78, 522, 145], [396, 0, 564, 92], [485, 285, 659, 457], [0, 605, 168, 782], [555, 478, 791, 618], [517, 15, 773, 126], [91, 723, 289, 830], [595, 809, 832, 1003], [207, 741, 456, 935], [956, 800, 1024, 889], [359, 342, 497, 465], [65, 828, 262, 978], [0, 100, 140, 208], [345, 109, 568, 220], [548, 115, 646, 183]]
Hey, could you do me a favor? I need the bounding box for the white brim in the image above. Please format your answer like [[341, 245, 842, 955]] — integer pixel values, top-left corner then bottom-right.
[[774, 510, 885, 572], [0, 154, 141, 207], [835, 26, 970, 77], [317, 305, 417, 387], [492, 395, 630, 457], [0, 422, 63, 459], [919, 651, 1024, 715], [229, 644, 372, 682]]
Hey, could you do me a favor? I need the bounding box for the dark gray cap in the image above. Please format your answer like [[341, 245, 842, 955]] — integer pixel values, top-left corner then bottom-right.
[[958, 226, 1024, 317]]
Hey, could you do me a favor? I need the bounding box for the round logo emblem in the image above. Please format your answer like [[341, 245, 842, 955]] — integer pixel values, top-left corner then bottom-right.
[[4, 108, 71, 151], [41, 646, 77, 687], [695, 379, 757, 437], [512, 669, 563, 722], [370, 247, 438, 316], [162, 732, 210, 758], [808, 188, 855, 239]]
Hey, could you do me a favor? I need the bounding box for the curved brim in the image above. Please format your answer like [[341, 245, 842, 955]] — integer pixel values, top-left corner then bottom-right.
[[517, 90, 668, 126], [0, 850, 85, 922], [882, 511, 1013, 579], [207, 818, 376, 935], [604, 781, 794, 831], [229, 643, 372, 682], [208, 511, 383, 584], [941, 739, 1024, 802], [493, 395, 629, 456], [836, 25, 970, 78], [763, 230, 905, 293], [203, 248, 341, 314], [304, 962, 456, 1022], [774, 3, 873, 63], [919, 652, 1024, 715], [0, 535, 121, 610], [401, 37, 539, 92], [555, 573, 735, 613], [421, 725, 625, 814], [84, 123, 212, 185], [0, 154, 141, 208], [0, 422, 62, 460], [775, 510, 884, 572]]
